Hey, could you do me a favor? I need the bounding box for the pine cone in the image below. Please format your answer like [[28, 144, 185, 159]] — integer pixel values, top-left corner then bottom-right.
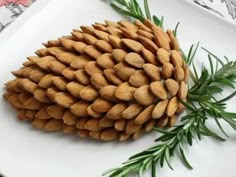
[[3, 19, 189, 141]]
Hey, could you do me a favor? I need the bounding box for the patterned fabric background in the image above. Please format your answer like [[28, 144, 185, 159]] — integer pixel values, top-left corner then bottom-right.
[[0, 1, 235, 30], [0, 0, 36, 32]]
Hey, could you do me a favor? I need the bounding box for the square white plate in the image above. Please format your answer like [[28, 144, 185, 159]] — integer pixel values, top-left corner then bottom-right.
[[0, 0, 236, 177]]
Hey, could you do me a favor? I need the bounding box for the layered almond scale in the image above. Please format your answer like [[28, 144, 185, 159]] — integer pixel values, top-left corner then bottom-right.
[[4, 19, 189, 141]]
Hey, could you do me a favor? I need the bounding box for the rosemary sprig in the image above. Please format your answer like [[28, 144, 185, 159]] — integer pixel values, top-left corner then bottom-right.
[[103, 0, 236, 177]]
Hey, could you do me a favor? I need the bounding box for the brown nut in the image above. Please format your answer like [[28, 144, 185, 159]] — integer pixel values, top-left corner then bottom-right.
[[166, 96, 178, 117], [165, 79, 179, 96], [134, 85, 155, 106], [125, 52, 145, 68], [129, 70, 150, 87], [114, 82, 136, 101], [121, 104, 143, 119], [143, 64, 161, 81], [152, 100, 169, 119], [150, 81, 167, 100]]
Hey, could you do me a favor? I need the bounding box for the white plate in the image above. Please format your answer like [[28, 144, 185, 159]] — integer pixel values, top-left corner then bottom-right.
[[0, 0, 236, 177]]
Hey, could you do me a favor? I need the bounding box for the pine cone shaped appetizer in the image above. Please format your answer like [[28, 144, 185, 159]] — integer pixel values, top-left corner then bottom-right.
[[3, 19, 189, 141]]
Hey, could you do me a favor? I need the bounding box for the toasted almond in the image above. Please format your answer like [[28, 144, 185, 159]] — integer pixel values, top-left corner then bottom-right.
[[137, 29, 154, 40], [107, 26, 123, 38], [138, 36, 158, 53], [119, 132, 131, 141], [104, 69, 123, 85], [84, 119, 102, 131], [63, 124, 76, 134], [108, 35, 124, 49], [165, 79, 179, 96], [168, 115, 177, 127], [125, 52, 145, 68], [77, 130, 89, 138], [84, 45, 102, 59], [54, 92, 77, 108], [157, 48, 170, 64], [80, 25, 94, 35], [174, 65, 185, 81], [99, 116, 115, 128], [97, 53, 115, 69], [105, 20, 120, 27], [43, 119, 63, 131], [152, 100, 169, 119], [101, 128, 119, 141], [119, 20, 138, 32], [156, 116, 168, 128], [46, 87, 58, 102], [106, 103, 127, 120], [62, 67, 76, 80], [21, 78, 37, 94], [23, 97, 43, 110], [135, 20, 152, 33], [166, 96, 178, 117], [112, 49, 127, 63], [91, 97, 113, 113], [162, 63, 174, 79], [56, 52, 78, 65], [49, 60, 67, 75], [66, 81, 84, 98], [170, 50, 183, 66], [122, 38, 143, 53], [47, 104, 65, 119], [134, 85, 156, 106], [47, 47, 66, 56], [52, 76, 68, 91], [63, 111, 77, 125], [79, 85, 98, 101], [143, 64, 161, 81], [87, 105, 103, 118], [99, 85, 119, 102], [70, 101, 89, 117], [38, 74, 55, 89], [120, 27, 138, 40], [121, 103, 143, 119], [33, 88, 51, 103], [167, 29, 180, 50], [91, 73, 109, 89], [126, 119, 142, 134], [114, 62, 136, 81], [35, 48, 49, 57], [153, 26, 170, 51], [93, 23, 108, 32], [18, 92, 31, 103], [76, 118, 89, 129], [73, 41, 87, 54], [135, 104, 155, 125], [178, 81, 188, 99], [115, 119, 126, 131], [144, 119, 155, 132], [95, 40, 113, 53], [150, 81, 167, 100], [70, 55, 92, 69], [71, 31, 84, 41], [129, 70, 150, 87], [85, 61, 102, 76], [114, 82, 136, 101], [59, 38, 75, 51], [35, 106, 51, 119], [29, 69, 46, 82], [32, 119, 48, 130], [75, 69, 90, 85], [8, 94, 23, 109], [26, 110, 37, 120]]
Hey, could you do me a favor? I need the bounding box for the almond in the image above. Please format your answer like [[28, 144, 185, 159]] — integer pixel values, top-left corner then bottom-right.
[[104, 69, 123, 85], [97, 53, 115, 69], [157, 48, 170, 64], [122, 38, 143, 53], [150, 81, 167, 100], [153, 26, 170, 51], [165, 79, 179, 96], [135, 104, 155, 125], [95, 40, 113, 53], [174, 65, 185, 81], [54, 92, 77, 108], [143, 63, 161, 81], [112, 49, 127, 63], [79, 85, 98, 101], [170, 50, 183, 66], [166, 96, 178, 117], [121, 103, 143, 119], [129, 70, 150, 87], [106, 103, 127, 120], [134, 85, 156, 106], [91, 97, 113, 113], [125, 52, 145, 68], [162, 62, 174, 79], [152, 100, 169, 119], [114, 82, 136, 101], [178, 81, 188, 99]]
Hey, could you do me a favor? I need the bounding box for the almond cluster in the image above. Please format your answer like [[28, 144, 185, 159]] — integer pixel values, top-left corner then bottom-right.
[[4, 19, 189, 141]]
